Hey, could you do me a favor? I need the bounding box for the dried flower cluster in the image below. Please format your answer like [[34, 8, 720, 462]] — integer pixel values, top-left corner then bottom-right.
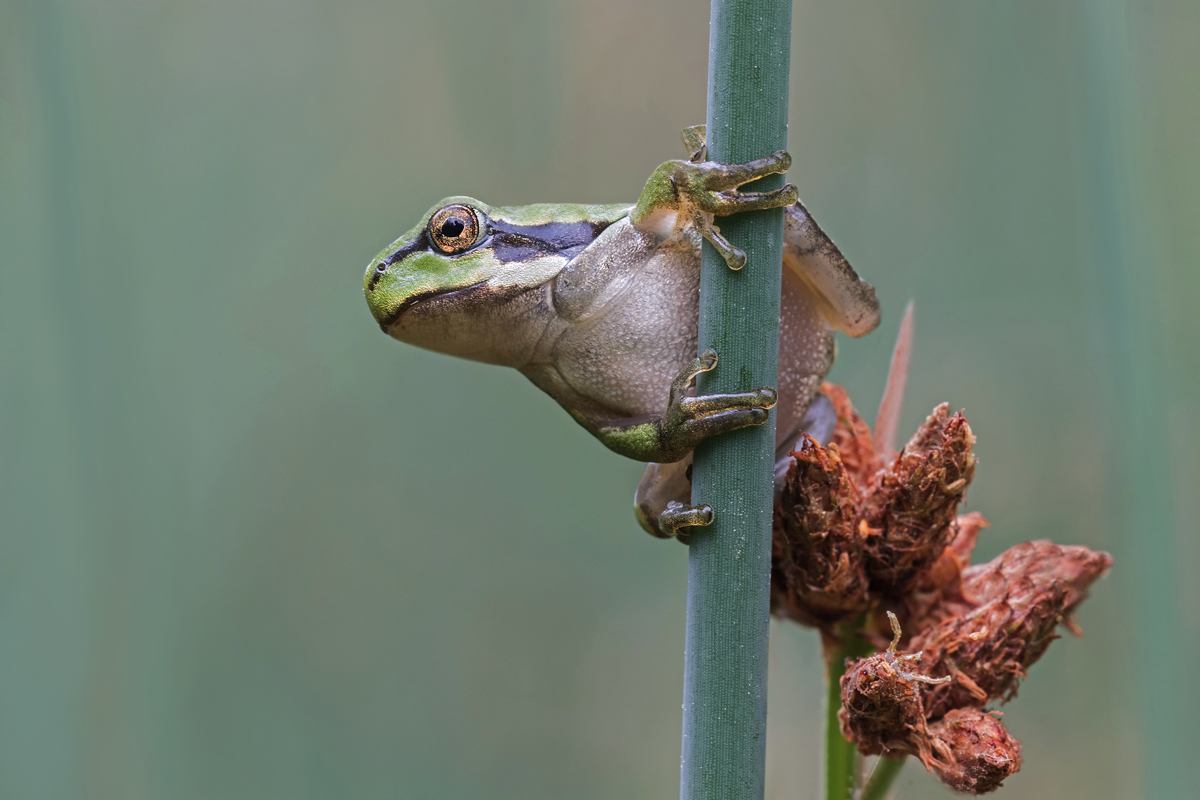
[[771, 384, 1112, 794], [772, 385, 979, 628]]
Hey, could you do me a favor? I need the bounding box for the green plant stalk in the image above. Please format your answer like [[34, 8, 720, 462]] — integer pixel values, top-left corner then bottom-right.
[[860, 756, 906, 800], [680, 1, 792, 798], [823, 632, 874, 800], [824, 656, 857, 800]]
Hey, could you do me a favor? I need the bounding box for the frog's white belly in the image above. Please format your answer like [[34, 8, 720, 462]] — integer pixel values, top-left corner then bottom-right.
[[540, 239, 836, 448], [548, 246, 699, 419]]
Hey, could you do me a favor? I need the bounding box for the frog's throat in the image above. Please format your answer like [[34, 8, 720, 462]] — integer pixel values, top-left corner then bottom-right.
[[377, 279, 489, 331]]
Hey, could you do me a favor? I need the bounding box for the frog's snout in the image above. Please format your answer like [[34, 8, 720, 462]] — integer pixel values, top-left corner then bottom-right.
[[365, 260, 387, 293], [364, 260, 398, 327]]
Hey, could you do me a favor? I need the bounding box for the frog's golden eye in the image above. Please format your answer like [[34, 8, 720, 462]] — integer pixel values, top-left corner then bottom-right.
[[429, 204, 483, 254]]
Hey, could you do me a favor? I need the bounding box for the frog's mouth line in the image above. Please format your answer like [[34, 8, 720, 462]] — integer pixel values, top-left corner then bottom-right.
[[378, 280, 491, 332]]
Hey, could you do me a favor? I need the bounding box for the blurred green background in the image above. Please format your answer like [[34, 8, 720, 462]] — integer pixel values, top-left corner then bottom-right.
[[2, 1, 1197, 798]]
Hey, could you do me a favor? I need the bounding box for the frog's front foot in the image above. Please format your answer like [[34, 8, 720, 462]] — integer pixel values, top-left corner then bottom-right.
[[657, 348, 777, 461], [585, 349, 776, 464], [631, 150, 799, 270]]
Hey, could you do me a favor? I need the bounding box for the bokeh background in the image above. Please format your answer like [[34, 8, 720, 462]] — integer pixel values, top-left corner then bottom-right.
[[2, 1, 1197, 798]]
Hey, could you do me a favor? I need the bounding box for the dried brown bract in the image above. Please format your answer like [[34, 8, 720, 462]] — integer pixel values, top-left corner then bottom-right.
[[912, 541, 1114, 719], [840, 615, 1023, 794], [861, 405, 978, 592], [775, 383, 1112, 794], [822, 382, 882, 486], [771, 435, 870, 626], [901, 512, 989, 634], [838, 612, 950, 761], [925, 708, 1023, 794]]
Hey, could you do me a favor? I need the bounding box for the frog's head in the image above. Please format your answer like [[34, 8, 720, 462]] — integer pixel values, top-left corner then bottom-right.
[[365, 197, 625, 365]]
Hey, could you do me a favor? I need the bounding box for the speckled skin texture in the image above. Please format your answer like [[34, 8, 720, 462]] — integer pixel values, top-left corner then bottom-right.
[[367, 176, 879, 531], [523, 219, 700, 427]]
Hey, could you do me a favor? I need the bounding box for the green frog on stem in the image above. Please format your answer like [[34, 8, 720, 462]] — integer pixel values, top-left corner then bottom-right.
[[363, 126, 881, 539]]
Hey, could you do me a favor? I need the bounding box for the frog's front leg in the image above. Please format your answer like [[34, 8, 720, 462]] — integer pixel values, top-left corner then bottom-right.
[[629, 148, 799, 270], [568, 349, 776, 464]]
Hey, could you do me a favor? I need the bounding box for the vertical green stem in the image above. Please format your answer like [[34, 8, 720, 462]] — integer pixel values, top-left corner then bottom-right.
[[823, 633, 873, 800], [824, 655, 857, 800], [680, 2, 792, 799], [859, 756, 906, 800]]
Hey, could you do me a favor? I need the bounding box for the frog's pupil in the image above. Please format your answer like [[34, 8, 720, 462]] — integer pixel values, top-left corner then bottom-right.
[[442, 218, 465, 238]]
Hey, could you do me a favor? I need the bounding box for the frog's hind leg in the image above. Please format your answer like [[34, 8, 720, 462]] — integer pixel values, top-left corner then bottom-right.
[[634, 391, 838, 542], [782, 201, 880, 338], [773, 197, 881, 486], [634, 458, 694, 541]]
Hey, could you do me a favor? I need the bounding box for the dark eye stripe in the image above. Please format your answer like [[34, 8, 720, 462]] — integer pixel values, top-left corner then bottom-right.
[[385, 231, 430, 267], [488, 219, 615, 263], [369, 216, 618, 294]]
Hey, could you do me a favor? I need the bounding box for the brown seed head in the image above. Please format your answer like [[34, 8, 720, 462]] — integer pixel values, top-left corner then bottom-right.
[[840, 615, 1021, 795], [838, 612, 950, 759], [771, 435, 870, 626], [861, 405, 978, 592], [924, 708, 1023, 794], [781, 384, 1111, 795], [911, 541, 1114, 719], [839, 649, 932, 759]]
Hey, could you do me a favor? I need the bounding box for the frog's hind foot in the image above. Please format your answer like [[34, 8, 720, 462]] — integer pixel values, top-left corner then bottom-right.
[[658, 501, 713, 544], [634, 347, 782, 540]]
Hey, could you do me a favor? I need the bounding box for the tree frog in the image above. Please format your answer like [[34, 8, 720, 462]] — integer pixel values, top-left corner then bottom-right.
[[364, 126, 880, 540]]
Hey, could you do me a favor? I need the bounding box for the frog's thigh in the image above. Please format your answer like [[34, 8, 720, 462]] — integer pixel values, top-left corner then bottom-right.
[[776, 272, 835, 448], [782, 201, 880, 338], [634, 458, 693, 538]]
